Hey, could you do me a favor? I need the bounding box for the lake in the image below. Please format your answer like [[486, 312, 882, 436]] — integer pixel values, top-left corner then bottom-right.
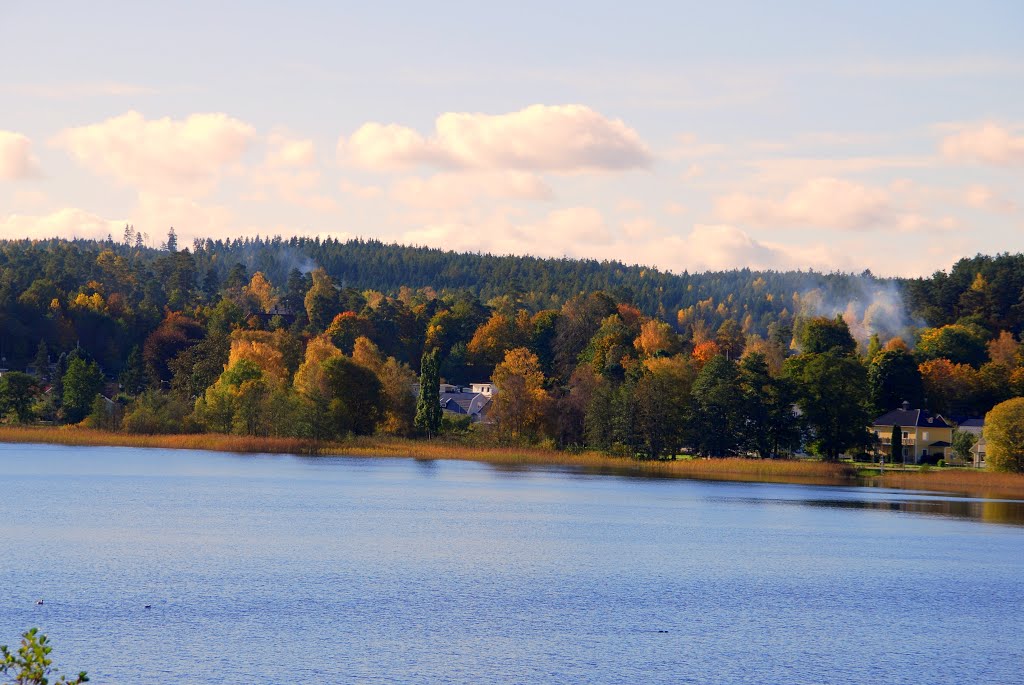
[[1, 443, 1022, 684]]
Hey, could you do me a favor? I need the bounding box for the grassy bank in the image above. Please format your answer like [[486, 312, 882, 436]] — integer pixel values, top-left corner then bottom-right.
[[2, 425, 1023, 499]]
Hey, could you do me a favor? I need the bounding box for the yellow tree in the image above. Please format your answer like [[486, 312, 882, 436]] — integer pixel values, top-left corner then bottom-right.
[[491, 347, 549, 441], [634, 319, 676, 359], [984, 397, 1024, 472], [987, 331, 1019, 367], [351, 335, 416, 435], [244, 271, 279, 314], [227, 339, 289, 385], [293, 335, 343, 399], [352, 335, 385, 374], [467, 311, 530, 370]]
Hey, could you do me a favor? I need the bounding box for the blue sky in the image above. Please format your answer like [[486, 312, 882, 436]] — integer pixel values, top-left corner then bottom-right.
[[1, 1, 1022, 275]]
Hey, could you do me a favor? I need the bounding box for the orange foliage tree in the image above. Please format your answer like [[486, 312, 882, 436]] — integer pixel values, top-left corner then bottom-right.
[[491, 347, 549, 440]]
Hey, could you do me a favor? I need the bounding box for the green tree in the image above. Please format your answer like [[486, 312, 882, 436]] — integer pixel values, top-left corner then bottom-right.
[[0, 372, 38, 423], [322, 355, 384, 436], [800, 316, 857, 355], [414, 348, 442, 437], [1, 628, 88, 684], [951, 429, 978, 464], [304, 268, 341, 333], [784, 351, 870, 460], [915, 324, 989, 367], [634, 355, 693, 459], [32, 340, 50, 381], [62, 355, 103, 423], [890, 425, 903, 464], [868, 349, 924, 413], [118, 346, 147, 396], [738, 352, 799, 458], [691, 354, 743, 456], [165, 226, 178, 252], [984, 397, 1024, 473]]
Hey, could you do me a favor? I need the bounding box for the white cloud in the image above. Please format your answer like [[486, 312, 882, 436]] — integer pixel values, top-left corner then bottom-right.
[[941, 122, 1024, 166], [716, 177, 896, 230], [964, 184, 1018, 213], [0, 208, 123, 240], [0, 131, 40, 179], [342, 104, 651, 172], [266, 132, 316, 168], [391, 171, 552, 208], [54, 110, 256, 195]]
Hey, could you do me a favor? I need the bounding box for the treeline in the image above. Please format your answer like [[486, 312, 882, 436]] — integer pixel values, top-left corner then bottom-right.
[[2, 235, 1024, 463]]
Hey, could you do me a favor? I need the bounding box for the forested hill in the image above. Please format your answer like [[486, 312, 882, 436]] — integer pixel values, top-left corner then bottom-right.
[[2, 234, 1024, 373], [4, 233, 883, 317]]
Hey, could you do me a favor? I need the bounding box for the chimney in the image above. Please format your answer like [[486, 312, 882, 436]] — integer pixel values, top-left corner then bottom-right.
[[902, 400, 911, 411]]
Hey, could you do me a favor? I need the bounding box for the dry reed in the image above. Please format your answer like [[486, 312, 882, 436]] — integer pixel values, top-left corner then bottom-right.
[[868, 469, 1024, 500], [2, 426, 1023, 499]]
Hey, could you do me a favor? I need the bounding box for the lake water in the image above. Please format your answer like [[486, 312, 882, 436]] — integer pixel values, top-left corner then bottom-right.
[[1, 443, 1022, 684]]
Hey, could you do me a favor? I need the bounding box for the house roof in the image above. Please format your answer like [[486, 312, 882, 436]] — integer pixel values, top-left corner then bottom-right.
[[440, 392, 491, 416], [873, 408, 950, 429], [958, 418, 985, 428], [929, 441, 952, 448]]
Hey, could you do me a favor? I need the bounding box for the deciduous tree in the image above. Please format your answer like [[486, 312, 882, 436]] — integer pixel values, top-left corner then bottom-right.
[[491, 347, 549, 441], [984, 397, 1024, 473]]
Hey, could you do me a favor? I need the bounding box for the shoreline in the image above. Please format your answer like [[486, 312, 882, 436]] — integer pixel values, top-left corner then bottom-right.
[[1, 426, 1023, 500]]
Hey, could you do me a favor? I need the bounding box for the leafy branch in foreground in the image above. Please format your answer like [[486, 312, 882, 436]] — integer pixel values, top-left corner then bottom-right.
[[1, 628, 88, 685]]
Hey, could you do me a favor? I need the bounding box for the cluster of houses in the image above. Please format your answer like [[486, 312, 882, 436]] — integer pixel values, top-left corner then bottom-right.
[[870, 401, 986, 467]]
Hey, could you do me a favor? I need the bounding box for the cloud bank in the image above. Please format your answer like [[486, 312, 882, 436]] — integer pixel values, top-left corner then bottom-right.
[[0, 131, 40, 179], [54, 110, 256, 194], [941, 122, 1024, 166], [342, 104, 651, 172]]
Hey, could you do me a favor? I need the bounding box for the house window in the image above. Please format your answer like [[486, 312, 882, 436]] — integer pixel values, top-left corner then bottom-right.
[[902, 447, 909, 458], [902, 431, 909, 440], [922, 431, 929, 441]]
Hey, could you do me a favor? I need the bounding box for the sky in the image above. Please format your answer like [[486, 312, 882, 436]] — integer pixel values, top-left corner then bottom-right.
[[1, 1, 1022, 277]]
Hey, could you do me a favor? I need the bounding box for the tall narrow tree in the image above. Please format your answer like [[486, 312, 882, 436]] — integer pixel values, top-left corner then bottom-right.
[[415, 348, 442, 437]]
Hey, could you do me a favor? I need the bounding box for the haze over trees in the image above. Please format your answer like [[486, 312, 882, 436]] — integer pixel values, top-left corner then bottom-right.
[[2, 235, 1024, 462]]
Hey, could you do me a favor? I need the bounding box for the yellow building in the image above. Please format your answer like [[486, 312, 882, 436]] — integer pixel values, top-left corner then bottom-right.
[[871, 401, 953, 464]]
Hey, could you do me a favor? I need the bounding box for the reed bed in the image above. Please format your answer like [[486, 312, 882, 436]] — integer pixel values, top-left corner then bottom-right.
[[868, 469, 1024, 500], [0, 426, 323, 455], [2, 426, 1023, 499]]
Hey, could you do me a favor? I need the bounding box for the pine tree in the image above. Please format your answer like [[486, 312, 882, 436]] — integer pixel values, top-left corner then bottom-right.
[[166, 227, 178, 252], [119, 346, 147, 395], [414, 348, 442, 437], [33, 339, 50, 380]]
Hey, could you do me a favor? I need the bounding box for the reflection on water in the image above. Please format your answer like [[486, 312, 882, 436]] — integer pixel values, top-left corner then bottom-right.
[[742, 494, 1024, 526], [480, 462, 1024, 525]]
